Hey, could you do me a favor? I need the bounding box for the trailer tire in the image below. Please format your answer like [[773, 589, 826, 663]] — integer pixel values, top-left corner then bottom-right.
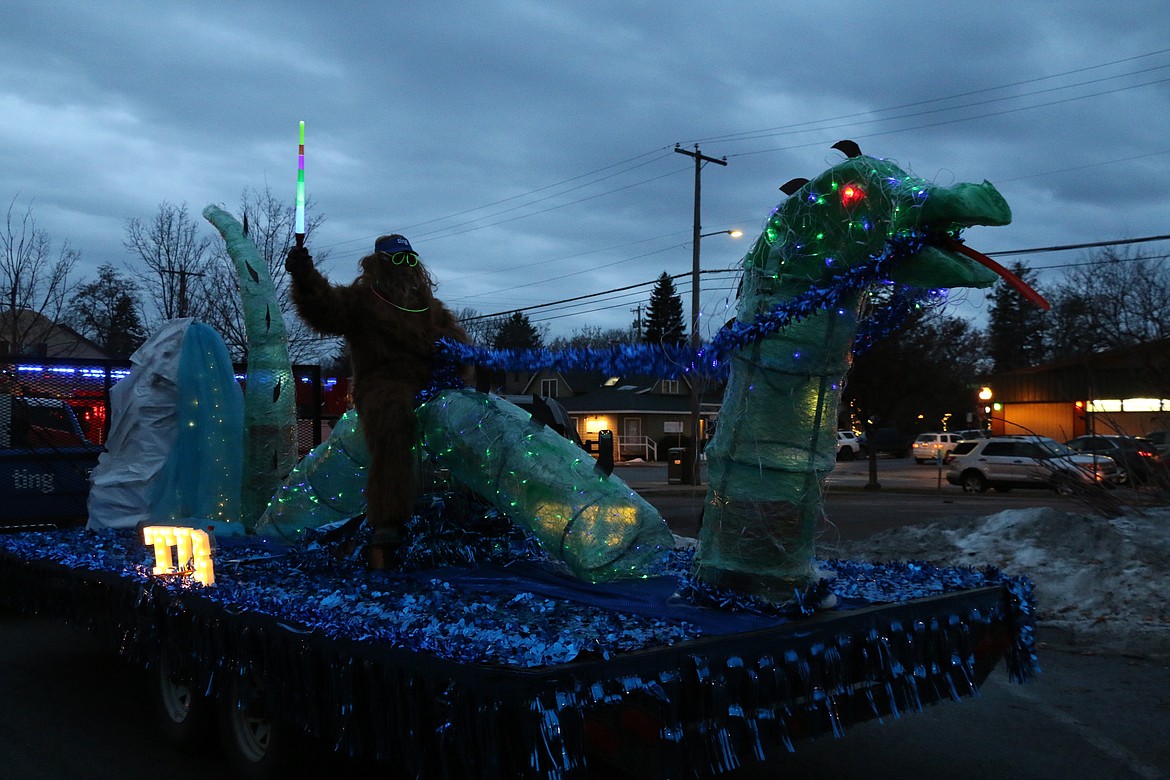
[[153, 653, 216, 752], [218, 672, 299, 780]]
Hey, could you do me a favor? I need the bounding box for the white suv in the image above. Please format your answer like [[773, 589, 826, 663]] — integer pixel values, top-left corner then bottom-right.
[[945, 435, 1125, 494], [835, 430, 861, 461], [911, 432, 962, 464]]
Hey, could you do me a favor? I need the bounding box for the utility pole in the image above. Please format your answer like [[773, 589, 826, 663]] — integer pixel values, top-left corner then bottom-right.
[[674, 144, 728, 486], [631, 303, 642, 340]]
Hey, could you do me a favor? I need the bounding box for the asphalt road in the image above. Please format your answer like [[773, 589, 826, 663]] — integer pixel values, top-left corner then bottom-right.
[[617, 457, 1078, 540]]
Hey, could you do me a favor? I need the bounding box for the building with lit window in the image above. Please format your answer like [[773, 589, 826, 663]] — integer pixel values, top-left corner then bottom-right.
[[499, 369, 722, 462], [982, 339, 1170, 442]]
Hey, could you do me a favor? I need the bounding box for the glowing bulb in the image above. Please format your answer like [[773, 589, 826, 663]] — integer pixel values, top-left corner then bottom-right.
[[840, 183, 865, 207]]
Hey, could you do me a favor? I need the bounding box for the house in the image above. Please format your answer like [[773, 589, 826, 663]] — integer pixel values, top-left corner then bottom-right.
[[499, 368, 723, 462], [983, 338, 1170, 441], [0, 309, 111, 360]]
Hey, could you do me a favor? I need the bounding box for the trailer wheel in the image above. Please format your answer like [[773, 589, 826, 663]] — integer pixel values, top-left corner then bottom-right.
[[218, 673, 298, 780], [153, 654, 216, 751]]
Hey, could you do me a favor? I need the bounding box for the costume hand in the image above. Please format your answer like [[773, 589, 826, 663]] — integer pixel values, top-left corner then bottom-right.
[[285, 246, 313, 272]]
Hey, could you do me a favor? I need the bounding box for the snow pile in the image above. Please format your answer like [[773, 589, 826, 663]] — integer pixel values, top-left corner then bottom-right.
[[826, 506, 1170, 659]]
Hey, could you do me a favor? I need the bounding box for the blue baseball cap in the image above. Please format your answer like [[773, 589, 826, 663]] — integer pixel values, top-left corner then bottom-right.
[[374, 234, 416, 256]]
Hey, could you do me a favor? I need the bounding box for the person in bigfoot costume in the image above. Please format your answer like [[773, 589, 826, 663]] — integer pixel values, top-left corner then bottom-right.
[[286, 234, 468, 567]]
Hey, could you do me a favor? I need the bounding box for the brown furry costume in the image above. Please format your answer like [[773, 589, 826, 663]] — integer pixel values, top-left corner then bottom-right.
[[286, 235, 467, 565]]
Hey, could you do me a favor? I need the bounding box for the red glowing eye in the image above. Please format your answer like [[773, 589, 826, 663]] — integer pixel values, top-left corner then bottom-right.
[[840, 183, 865, 207]]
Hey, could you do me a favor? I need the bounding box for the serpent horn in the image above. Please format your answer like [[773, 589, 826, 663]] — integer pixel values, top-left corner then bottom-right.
[[831, 140, 862, 158], [780, 178, 809, 195]]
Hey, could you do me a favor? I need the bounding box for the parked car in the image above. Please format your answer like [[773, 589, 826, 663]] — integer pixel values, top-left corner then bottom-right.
[[858, 428, 914, 458], [835, 430, 861, 461], [946, 435, 1125, 494], [956, 429, 990, 441], [1141, 430, 1169, 455], [911, 432, 963, 464], [5, 396, 93, 448], [1064, 435, 1160, 485]]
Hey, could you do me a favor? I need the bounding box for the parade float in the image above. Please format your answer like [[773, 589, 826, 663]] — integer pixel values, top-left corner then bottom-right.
[[0, 136, 1040, 779]]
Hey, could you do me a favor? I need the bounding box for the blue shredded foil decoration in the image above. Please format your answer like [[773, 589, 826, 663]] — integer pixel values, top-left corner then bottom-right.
[[0, 501, 1037, 778], [0, 520, 1037, 675]]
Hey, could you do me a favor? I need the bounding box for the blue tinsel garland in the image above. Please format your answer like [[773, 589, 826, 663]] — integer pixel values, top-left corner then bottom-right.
[[435, 230, 947, 382]]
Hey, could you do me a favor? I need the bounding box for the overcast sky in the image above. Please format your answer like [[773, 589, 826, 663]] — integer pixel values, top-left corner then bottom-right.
[[4, 1, 1169, 342]]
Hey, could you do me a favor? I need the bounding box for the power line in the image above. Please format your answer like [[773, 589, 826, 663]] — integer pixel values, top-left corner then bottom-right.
[[706, 62, 1170, 150], [461, 234, 1170, 325], [694, 47, 1170, 146], [317, 148, 678, 260], [459, 266, 739, 323], [316, 49, 1170, 312], [728, 73, 1170, 160], [322, 49, 1170, 265], [988, 233, 1170, 257]]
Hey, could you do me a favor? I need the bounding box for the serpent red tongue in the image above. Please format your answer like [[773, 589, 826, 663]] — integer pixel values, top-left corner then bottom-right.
[[943, 238, 1051, 311]]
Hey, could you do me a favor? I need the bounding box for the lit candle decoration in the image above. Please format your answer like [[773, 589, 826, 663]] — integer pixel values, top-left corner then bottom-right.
[[142, 526, 216, 586], [295, 120, 305, 248]]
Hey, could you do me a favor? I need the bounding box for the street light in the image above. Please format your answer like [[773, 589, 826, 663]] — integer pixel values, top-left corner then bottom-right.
[[687, 227, 742, 485]]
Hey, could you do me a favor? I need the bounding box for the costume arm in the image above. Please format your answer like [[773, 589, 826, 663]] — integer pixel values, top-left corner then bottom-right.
[[286, 248, 352, 335]]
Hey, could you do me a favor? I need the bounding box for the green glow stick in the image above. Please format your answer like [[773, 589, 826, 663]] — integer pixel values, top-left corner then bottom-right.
[[295, 120, 305, 247]]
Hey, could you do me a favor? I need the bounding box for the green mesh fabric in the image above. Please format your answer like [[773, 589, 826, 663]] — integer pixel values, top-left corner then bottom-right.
[[417, 389, 674, 582], [696, 153, 1012, 599], [203, 205, 298, 530], [255, 410, 370, 541]]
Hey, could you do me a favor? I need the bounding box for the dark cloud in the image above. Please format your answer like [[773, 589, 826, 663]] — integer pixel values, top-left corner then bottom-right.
[[3, 0, 1169, 339]]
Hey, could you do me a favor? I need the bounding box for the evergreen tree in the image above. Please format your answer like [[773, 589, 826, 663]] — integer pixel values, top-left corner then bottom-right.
[[986, 261, 1047, 372], [492, 311, 543, 350], [643, 272, 686, 346], [66, 263, 146, 358]]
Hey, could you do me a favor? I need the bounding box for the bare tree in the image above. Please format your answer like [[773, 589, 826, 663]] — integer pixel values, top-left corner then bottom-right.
[[455, 307, 503, 346], [124, 202, 211, 326], [547, 324, 636, 350], [1046, 247, 1170, 358], [199, 186, 328, 363], [1, 197, 78, 355]]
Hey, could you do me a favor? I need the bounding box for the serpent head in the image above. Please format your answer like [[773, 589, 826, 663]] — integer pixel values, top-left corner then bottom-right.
[[743, 142, 1043, 306]]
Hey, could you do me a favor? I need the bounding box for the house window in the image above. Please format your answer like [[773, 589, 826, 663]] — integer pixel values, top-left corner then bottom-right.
[[541, 378, 559, 398], [661, 379, 680, 395]]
